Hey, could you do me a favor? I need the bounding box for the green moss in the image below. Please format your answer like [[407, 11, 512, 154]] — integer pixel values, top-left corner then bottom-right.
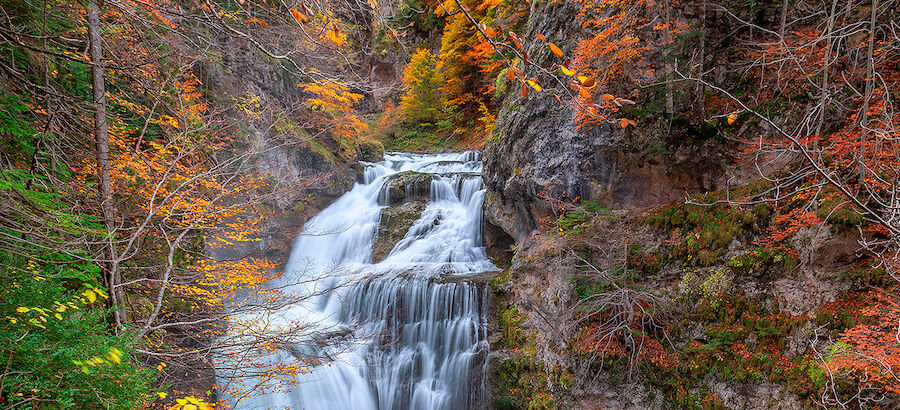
[[838, 264, 887, 290], [815, 198, 864, 226], [309, 140, 336, 164], [499, 305, 526, 348], [493, 340, 570, 410]]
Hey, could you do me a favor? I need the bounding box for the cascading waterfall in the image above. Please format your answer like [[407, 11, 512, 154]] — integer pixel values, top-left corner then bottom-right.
[[216, 152, 497, 409]]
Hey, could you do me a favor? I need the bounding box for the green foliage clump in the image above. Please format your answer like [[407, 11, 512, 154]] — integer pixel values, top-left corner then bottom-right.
[[679, 267, 733, 304], [0, 172, 153, 408], [643, 293, 821, 407], [0, 96, 36, 159], [0, 255, 154, 409], [726, 246, 798, 277], [646, 188, 772, 266], [815, 198, 864, 226], [838, 264, 887, 290], [493, 341, 570, 410], [555, 200, 615, 237], [499, 305, 526, 348]]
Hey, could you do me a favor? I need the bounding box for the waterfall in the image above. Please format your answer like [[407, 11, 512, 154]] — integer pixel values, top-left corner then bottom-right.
[[216, 152, 497, 410]]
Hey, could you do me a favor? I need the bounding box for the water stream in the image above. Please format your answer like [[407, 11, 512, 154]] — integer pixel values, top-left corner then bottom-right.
[[217, 152, 497, 409]]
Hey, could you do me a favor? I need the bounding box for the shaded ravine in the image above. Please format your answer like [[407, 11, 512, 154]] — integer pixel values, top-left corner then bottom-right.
[[217, 152, 497, 409]]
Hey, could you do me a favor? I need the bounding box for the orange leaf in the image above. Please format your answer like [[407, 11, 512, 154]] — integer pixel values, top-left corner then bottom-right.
[[619, 119, 630, 128], [580, 77, 596, 89], [548, 43, 564, 57], [327, 26, 344, 46], [290, 8, 306, 24], [727, 112, 739, 125], [245, 18, 269, 28], [509, 32, 523, 49], [600, 93, 615, 101], [520, 83, 528, 97], [482, 24, 497, 38], [578, 88, 591, 99], [507, 69, 515, 80], [536, 33, 546, 41]]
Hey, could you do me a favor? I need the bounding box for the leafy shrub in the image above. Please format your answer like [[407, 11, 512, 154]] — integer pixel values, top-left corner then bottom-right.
[[0, 255, 153, 408]]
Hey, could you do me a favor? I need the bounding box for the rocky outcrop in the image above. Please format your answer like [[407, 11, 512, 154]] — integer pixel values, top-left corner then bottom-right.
[[482, 2, 741, 243], [383, 171, 433, 205], [372, 201, 427, 262]]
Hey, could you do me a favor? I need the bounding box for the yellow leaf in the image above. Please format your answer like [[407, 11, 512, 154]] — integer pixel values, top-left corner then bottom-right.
[[560, 65, 575, 76], [157, 392, 167, 399], [82, 290, 97, 304], [108, 348, 123, 364], [527, 80, 542, 92], [16, 307, 29, 313], [54, 313, 62, 320]]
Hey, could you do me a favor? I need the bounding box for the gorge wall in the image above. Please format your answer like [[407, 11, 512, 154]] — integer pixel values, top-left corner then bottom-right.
[[478, 0, 883, 408]]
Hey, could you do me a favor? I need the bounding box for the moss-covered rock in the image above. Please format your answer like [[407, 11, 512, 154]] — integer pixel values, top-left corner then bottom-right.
[[384, 171, 433, 205], [372, 201, 426, 262], [357, 139, 385, 162]]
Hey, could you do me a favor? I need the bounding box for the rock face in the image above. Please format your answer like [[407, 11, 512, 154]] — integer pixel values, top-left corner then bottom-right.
[[383, 171, 433, 205], [478, 2, 856, 409], [372, 201, 427, 262], [482, 2, 732, 244]]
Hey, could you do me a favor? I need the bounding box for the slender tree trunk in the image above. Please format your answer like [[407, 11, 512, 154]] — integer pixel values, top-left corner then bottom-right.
[[815, 0, 839, 139], [779, 0, 789, 39], [87, 0, 123, 329], [861, 0, 878, 125], [696, 0, 707, 120], [860, 0, 878, 178], [663, 0, 674, 122]]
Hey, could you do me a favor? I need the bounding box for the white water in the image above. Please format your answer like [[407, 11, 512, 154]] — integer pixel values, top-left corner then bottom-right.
[[216, 152, 497, 409]]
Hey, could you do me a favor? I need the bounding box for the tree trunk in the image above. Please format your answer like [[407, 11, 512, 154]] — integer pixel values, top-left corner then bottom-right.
[[779, 0, 789, 39], [663, 0, 674, 122], [87, 0, 123, 329], [861, 0, 878, 126], [814, 0, 839, 139], [859, 0, 878, 179], [696, 0, 707, 120]]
